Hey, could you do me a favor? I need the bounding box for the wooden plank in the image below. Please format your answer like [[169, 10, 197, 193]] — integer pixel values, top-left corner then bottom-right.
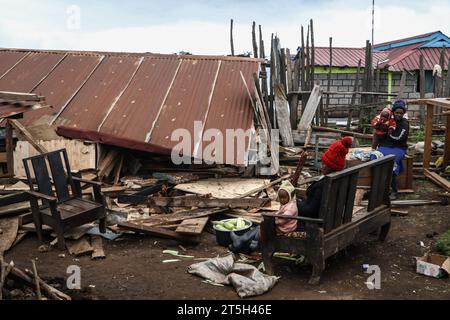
[[423, 104, 434, 169], [343, 173, 359, 224], [368, 165, 382, 212], [47, 152, 70, 202], [118, 221, 198, 244], [129, 208, 227, 226], [312, 126, 372, 139], [0, 192, 29, 207], [0, 217, 19, 253], [323, 180, 339, 233], [174, 178, 270, 199], [332, 176, 350, 229], [175, 217, 209, 235], [148, 196, 269, 209], [30, 156, 53, 199], [298, 84, 321, 131], [8, 119, 48, 154], [397, 70, 407, 99], [424, 169, 450, 192], [90, 235, 105, 260], [0, 91, 42, 101], [444, 115, 450, 166], [98, 149, 119, 179], [5, 121, 14, 177], [65, 236, 93, 256], [113, 153, 124, 185]]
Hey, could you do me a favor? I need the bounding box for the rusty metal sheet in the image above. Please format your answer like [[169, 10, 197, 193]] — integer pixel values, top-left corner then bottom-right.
[[21, 54, 103, 125], [0, 52, 65, 92], [55, 56, 141, 131], [148, 58, 221, 150], [0, 51, 29, 78], [99, 56, 180, 141], [313, 47, 387, 68], [202, 60, 259, 165], [389, 47, 449, 71]]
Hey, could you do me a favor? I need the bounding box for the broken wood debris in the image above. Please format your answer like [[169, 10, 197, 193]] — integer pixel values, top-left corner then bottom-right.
[[148, 196, 269, 209], [0, 258, 71, 300]]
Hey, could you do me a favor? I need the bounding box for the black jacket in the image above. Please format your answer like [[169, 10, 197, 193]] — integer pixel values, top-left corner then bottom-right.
[[296, 177, 326, 219], [378, 118, 409, 149]]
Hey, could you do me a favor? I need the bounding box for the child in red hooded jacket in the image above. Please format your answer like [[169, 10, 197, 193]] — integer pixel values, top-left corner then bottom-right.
[[371, 108, 396, 150], [296, 136, 353, 220]]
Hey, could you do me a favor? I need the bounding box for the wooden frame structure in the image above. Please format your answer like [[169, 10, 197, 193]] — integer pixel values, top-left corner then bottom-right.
[[409, 98, 450, 191]]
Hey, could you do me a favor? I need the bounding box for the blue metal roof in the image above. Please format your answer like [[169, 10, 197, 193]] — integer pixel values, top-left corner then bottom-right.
[[374, 31, 450, 51]]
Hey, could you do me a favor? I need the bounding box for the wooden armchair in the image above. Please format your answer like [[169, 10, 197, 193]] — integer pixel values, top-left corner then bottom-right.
[[260, 155, 395, 285], [23, 149, 106, 249]]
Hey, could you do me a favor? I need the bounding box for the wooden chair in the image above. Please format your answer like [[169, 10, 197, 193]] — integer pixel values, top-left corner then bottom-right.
[[23, 149, 106, 249], [260, 155, 395, 285]]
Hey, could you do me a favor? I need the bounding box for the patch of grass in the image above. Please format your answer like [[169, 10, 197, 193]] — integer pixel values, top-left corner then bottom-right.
[[436, 229, 450, 256]]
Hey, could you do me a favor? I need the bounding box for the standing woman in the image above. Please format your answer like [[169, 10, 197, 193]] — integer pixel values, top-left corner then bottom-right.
[[375, 100, 410, 200]]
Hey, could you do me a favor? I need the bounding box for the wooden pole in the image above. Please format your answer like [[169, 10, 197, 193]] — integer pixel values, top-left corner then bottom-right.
[[259, 25, 269, 112], [300, 26, 306, 91], [300, 26, 306, 117], [230, 19, 235, 56], [325, 36, 332, 127], [252, 21, 258, 59], [419, 54, 426, 124], [310, 19, 315, 91], [348, 59, 361, 131], [5, 120, 14, 177], [305, 25, 310, 91], [423, 103, 433, 169], [269, 33, 275, 127], [444, 114, 450, 167], [446, 55, 450, 97], [31, 260, 42, 300], [259, 25, 264, 59]]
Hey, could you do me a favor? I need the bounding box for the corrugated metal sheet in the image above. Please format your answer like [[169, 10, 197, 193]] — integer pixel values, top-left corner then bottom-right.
[[202, 60, 258, 165], [391, 48, 449, 71], [149, 58, 221, 149], [373, 31, 437, 49], [22, 54, 103, 125], [308, 47, 388, 68], [55, 56, 141, 130], [99, 56, 181, 141], [379, 46, 450, 71], [0, 51, 29, 78], [0, 48, 262, 164], [0, 52, 65, 92]]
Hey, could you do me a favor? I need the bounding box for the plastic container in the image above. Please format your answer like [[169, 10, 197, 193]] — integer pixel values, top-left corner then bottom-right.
[[213, 218, 252, 247]]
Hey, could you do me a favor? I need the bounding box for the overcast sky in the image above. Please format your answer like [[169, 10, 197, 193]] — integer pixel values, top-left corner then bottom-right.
[[0, 0, 449, 55]]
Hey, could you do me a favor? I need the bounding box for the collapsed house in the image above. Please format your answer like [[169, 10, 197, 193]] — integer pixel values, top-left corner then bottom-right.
[[0, 49, 269, 177]]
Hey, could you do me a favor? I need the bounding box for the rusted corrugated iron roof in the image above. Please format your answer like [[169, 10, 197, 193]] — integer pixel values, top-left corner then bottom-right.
[[297, 47, 388, 68], [0, 48, 262, 164], [379, 46, 450, 71]]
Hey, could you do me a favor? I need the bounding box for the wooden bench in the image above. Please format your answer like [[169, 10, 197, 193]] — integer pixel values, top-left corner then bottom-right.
[[260, 155, 395, 285]]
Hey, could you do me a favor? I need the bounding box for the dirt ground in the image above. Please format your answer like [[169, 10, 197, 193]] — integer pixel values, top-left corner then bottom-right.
[[4, 179, 450, 300]]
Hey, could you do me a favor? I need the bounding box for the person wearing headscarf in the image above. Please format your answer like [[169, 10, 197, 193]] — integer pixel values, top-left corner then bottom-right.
[[297, 136, 353, 219], [372, 100, 410, 200]]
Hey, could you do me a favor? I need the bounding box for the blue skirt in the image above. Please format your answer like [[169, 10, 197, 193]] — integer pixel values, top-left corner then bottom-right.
[[376, 146, 406, 175]]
